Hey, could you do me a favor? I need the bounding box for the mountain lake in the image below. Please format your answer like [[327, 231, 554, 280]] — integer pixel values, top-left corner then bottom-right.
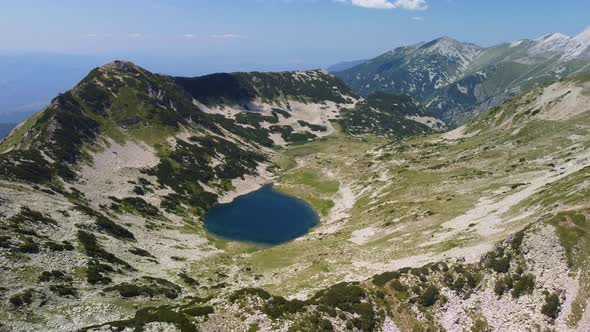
[[204, 184, 319, 246]]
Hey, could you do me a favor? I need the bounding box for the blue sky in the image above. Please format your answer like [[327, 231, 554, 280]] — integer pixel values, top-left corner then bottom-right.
[[1, 0, 589, 71]]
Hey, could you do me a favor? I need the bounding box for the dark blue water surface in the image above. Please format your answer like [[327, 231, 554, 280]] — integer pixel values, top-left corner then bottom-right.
[[204, 184, 319, 246]]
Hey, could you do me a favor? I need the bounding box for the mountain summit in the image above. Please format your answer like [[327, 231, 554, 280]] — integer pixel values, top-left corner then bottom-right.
[[334, 27, 590, 126], [419, 36, 482, 59]]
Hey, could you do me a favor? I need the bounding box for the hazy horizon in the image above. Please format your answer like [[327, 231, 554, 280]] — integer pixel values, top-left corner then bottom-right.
[[1, 0, 590, 122]]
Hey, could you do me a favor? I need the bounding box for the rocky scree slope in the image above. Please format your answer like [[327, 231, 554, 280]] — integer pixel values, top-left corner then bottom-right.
[[335, 27, 590, 126]]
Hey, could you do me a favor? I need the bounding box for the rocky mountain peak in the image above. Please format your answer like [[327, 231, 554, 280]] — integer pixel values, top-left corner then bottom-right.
[[536, 32, 569, 41], [418, 36, 482, 65], [529, 28, 590, 59], [99, 60, 141, 74], [420, 36, 460, 49], [421, 36, 480, 51]]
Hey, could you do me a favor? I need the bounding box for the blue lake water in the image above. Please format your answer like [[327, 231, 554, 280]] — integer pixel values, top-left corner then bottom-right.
[[204, 184, 319, 246]]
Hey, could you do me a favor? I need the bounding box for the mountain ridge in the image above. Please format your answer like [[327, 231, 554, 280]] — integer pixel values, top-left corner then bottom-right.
[[334, 27, 590, 126]]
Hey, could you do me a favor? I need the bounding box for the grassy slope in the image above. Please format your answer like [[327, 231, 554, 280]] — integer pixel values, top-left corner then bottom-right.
[[180, 78, 589, 330], [194, 79, 590, 301]]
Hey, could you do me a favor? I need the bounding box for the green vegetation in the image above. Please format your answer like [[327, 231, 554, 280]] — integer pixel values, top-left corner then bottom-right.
[[485, 248, 511, 273], [312, 282, 377, 331], [511, 273, 535, 298], [82, 306, 196, 332], [235, 111, 279, 128], [105, 277, 182, 299], [289, 312, 335, 332], [10, 207, 57, 226], [541, 292, 561, 320], [9, 289, 34, 307], [86, 260, 114, 285], [38, 93, 100, 164], [96, 214, 135, 240], [275, 166, 339, 217], [471, 316, 489, 332], [147, 134, 265, 215], [74, 202, 136, 240], [547, 211, 588, 268], [228, 282, 378, 330], [16, 237, 40, 253], [229, 287, 272, 302], [341, 92, 434, 138], [76, 230, 131, 269], [109, 196, 160, 219], [49, 284, 78, 297], [183, 305, 214, 317], [494, 275, 513, 297], [131, 178, 154, 196], [282, 169, 339, 194], [178, 272, 199, 287], [272, 108, 291, 118], [417, 285, 440, 307], [263, 296, 308, 319], [175, 73, 258, 105], [298, 120, 327, 132], [270, 125, 317, 143], [176, 69, 356, 106], [390, 279, 408, 293], [44, 240, 75, 252], [129, 247, 154, 258], [545, 209, 590, 326], [39, 270, 72, 283], [372, 271, 401, 287]]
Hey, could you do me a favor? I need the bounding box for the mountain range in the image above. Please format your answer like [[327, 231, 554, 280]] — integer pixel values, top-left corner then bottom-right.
[[334, 27, 590, 126], [0, 31, 589, 331]]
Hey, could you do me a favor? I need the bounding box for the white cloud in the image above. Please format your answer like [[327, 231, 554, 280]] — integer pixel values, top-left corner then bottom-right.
[[210, 33, 245, 40], [394, 0, 427, 10], [349, 0, 427, 10], [351, 0, 395, 9], [182, 34, 196, 39], [86, 33, 113, 38], [411, 16, 424, 20], [127, 33, 142, 38]]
